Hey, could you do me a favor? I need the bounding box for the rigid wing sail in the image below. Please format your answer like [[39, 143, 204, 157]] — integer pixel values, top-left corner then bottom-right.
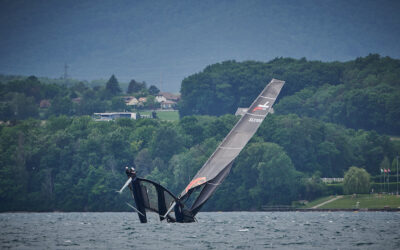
[[120, 79, 285, 223]]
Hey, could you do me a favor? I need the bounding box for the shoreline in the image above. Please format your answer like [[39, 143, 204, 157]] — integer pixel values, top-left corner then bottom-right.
[[1, 208, 400, 213], [262, 208, 400, 212]]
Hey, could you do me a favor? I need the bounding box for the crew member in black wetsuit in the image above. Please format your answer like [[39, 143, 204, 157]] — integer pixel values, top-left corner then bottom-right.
[[125, 166, 130, 177], [125, 166, 137, 179], [130, 167, 137, 179]]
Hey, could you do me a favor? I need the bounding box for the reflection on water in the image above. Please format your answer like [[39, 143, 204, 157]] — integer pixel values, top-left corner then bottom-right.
[[0, 212, 399, 249]]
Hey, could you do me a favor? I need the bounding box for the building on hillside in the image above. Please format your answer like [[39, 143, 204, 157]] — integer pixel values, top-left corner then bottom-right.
[[155, 95, 167, 103], [71, 97, 82, 104], [321, 178, 344, 183], [160, 100, 177, 109], [39, 99, 51, 108], [156, 92, 180, 102], [156, 92, 180, 110], [235, 108, 248, 116], [138, 97, 147, 103], [93, 112, 137, 121], [122, 96, 139, 106], [127, 97, 139, 106]]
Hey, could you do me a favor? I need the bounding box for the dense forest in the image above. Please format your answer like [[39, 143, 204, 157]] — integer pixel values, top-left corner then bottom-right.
[[0, 54, 399, 212], [179, 54, 400, 135], [0, 114, 395, 211]]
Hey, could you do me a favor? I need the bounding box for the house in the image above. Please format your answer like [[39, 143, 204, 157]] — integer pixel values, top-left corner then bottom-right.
[[321, 178, 344, 183], [126, 97, 139, 106], [122, 96, 139, 106], [93, 112, 137, 121], [39, 99, 51, 108], [235, 108, 248, 116], [138, 97, 147, 103], [155, 95, 167, 103], [71, 97, 82, 104], [160, 100, 177, 109], [156, 92, 180, 102], [156, 92, 180, 109]]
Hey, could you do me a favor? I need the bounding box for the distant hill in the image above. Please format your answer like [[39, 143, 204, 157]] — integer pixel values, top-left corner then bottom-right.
[[179, 54, 400, 135], [1, 0, 399, 92], [0, 74, 127, 90]]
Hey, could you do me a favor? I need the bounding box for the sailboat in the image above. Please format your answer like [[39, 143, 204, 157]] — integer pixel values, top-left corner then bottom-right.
[[118, 79, 285, 223]]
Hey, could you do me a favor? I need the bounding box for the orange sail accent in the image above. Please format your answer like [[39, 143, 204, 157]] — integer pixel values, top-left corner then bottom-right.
[[185, 177, 206, 193]]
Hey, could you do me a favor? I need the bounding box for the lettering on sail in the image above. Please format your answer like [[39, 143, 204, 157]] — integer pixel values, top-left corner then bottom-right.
[[248, 118, 263, 123]]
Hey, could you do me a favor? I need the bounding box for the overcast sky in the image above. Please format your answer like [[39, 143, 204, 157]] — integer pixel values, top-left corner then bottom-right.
[[1, 0, 399, 92]]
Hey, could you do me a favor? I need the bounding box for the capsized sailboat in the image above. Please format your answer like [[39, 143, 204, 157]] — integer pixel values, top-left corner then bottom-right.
[[119, 79, 285, 223]]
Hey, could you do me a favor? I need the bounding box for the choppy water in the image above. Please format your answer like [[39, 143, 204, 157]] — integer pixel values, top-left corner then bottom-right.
[[1, 212, 399, 249]]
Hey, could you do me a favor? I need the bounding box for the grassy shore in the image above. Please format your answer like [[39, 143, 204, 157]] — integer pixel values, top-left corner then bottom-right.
[[304, 194, 400, 209], [301, 196, 336, 208]]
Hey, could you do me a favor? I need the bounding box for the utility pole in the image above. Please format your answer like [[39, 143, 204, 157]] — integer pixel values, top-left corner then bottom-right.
[[64, 63, 69, 80], [388, 169, 390, 193], [383, 169, 385, 193], [381, 168, 383, 194], [160, 72, 163, 92]]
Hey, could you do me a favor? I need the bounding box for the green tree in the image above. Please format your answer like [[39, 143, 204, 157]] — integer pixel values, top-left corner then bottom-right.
[[148, 85, 160, 95], [127, 79, 146, 94], [111, 96, 126, 111], [105, 75, 121, 96], [143, 95, 159, 109], [134, 149, 153, 176], [9, 93, 39, 119], [149, 126, 183, 162], [380, 156, 390, 172], [0, 102, 13, 120], [343, 166, 370, 194], [301, 171, 327, 200], [48, 96, 73, 116], [392, 157, 398, 173]]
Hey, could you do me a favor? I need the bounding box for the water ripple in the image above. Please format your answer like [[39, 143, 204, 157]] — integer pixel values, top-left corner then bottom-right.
[[0, 212, 399, 249]]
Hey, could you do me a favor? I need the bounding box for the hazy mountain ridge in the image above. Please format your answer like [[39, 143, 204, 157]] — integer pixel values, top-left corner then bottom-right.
[[1, 0, 399, 92]]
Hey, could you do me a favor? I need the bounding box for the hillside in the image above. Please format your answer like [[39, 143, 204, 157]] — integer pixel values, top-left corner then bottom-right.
[[0, 55, 399, 212], [179, 54, 400, 135]]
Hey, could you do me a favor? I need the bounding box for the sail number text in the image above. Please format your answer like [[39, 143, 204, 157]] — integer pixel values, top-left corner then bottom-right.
[[248, 118, 263, 123]]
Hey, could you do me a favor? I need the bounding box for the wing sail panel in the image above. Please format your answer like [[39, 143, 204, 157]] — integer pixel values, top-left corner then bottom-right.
[[180, 79, 285, 200]]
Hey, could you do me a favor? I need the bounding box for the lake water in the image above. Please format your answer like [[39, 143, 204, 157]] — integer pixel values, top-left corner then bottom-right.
[[1, 212, 399, 249]]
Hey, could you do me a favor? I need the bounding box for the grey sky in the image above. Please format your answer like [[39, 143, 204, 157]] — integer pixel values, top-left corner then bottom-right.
[[1, 0, 399, 92]]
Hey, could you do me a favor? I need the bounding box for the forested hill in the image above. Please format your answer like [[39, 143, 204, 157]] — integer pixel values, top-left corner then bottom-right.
[[0, 114, 396, 212], [179, 54, 400, 135], [0, 54, 399, 212]]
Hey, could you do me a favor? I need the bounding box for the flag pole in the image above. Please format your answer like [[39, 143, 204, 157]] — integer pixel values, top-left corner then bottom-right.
[[381, 168, 383, 194], [384, 169, 386, 194], [397, 156, 398, 196], [388, 169, 390, 193]]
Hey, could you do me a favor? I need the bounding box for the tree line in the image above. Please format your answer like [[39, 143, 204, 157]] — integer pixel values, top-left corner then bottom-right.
[[0, 74, 161, 122], [1, 54, 399, 211], [0, 113, 396, 211]]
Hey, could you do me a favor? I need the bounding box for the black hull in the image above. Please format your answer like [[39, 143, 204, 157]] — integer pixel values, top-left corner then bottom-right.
[[129, 177, 196, 223]]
